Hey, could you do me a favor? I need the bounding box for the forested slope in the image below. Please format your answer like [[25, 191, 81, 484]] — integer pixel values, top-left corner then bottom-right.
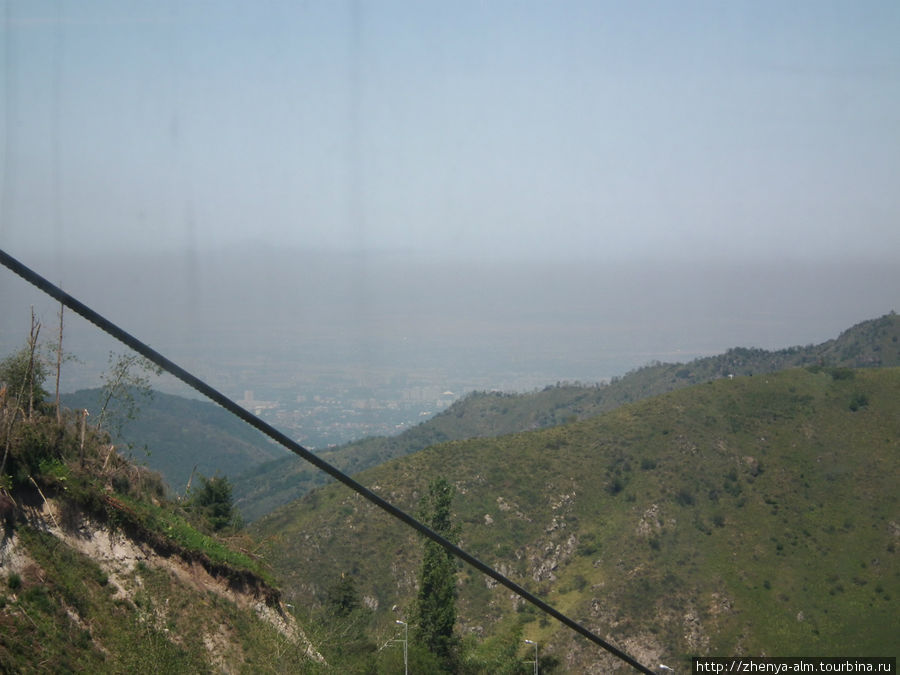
[[252, 366, 900, 671]]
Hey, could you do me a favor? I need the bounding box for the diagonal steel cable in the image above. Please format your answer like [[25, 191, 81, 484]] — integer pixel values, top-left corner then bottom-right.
[[0, 248, 655, 673]]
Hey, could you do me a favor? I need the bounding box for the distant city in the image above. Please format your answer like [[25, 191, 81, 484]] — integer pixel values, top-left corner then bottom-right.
[[236, 383, 456, 448], [229, 362, 579, 449]]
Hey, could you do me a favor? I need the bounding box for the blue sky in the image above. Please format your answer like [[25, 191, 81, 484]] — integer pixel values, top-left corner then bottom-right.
[[2, 0, 899, 262]]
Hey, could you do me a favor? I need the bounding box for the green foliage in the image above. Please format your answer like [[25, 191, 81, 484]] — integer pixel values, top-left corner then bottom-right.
[[0, 405, 79, 488], [188, 473, 238, 532], [0, 346, 50, 409], [460, 623, 531, 674], [606, 476, 625, 495], [675, 488, 695, 507], [326, 572, 361, 617], [376, 641, 445, 674], [848, 392, 869, 412], [95, 352, 162, 438], [415, 477, 460, 669]]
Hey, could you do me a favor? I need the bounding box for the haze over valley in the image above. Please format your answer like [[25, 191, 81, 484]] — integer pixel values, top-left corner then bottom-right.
[[3, 249, 898, 448], [3, 1, 898, 449]]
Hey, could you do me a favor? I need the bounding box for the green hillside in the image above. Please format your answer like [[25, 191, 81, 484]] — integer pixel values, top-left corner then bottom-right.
[[235, 312, 900, 521], [0, 383, 320, 672], [252, 367, 900, 671], [61, 388, 288, 493]]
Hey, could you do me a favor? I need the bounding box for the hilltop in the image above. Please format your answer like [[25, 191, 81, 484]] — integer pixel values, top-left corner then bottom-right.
[[251, 365, 900, 671], [234, 312, 900, 521]]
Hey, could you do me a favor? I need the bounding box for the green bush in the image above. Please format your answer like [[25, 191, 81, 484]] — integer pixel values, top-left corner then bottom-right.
[[188, 474, 236, 532], [0, 346, 50, 410], [606, 477, 624, 495], [849, 392, 869, 412], [675, 489, 695, 507]]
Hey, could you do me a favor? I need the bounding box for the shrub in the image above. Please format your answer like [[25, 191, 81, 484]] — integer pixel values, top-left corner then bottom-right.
[[675, 489, 695, 507], [849, 393, 869, 412], [606, 477, 624, 495], [0, 346, 50, 410]]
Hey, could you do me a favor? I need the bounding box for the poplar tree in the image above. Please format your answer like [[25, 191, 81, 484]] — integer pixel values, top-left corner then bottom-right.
[[414, 477, 460, 670]]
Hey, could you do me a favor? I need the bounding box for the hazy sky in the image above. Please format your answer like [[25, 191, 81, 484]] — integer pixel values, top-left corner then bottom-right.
[[3, 1, 899, 263]]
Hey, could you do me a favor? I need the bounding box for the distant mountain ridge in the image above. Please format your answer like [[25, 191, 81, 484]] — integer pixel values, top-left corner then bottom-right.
[[232, 311, 900, 520]]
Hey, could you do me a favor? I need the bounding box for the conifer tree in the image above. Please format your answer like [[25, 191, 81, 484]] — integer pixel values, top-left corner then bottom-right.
[[414, 477, 459, 669], [190, 474, 237, 532], [326, 572, 360, 617]]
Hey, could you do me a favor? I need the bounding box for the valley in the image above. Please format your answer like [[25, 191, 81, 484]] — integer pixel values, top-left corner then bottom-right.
[[1, 303, 897, 672]]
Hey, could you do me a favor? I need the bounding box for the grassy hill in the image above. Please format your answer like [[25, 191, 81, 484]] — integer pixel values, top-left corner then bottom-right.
[[61, 388, 288, 494], [234, 312, 900, 521], [251, 366, 900, 671], [0, 391, 320, 672]]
